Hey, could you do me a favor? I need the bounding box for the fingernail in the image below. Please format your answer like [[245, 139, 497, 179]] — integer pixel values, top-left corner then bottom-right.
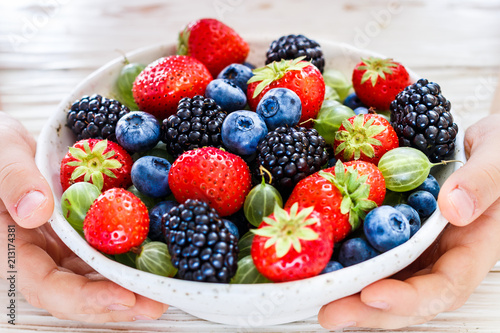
[[133, 315, 154, 321], [107, 303, 131, 311], [448, 187, 475, 224], [16, 190, 47, 220], [366, 301, 390, 310], [329, 321, 356, 330]]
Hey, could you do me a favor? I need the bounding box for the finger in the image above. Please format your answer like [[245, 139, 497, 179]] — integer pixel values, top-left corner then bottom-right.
[[105, 294, 168, 322], [15, 239, 138, 317], [319, 204, 500, 330], [359, 246, 478, 317], [0, 113, 54, 228], [347, 206, 500, 329], [439, 114, 500, 226], [318, 293, 434, 330], [51, 294, 168, 323]]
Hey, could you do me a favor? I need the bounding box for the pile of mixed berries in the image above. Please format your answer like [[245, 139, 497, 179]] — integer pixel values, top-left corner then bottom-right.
[[59, 18, 458, 284]]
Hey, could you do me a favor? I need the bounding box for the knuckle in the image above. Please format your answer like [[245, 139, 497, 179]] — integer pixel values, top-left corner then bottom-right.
[[0, 161, 27, 190], [474, 162, 500, 203]]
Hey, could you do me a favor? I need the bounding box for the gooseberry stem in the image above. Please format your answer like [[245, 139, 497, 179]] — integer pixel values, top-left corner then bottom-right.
[[299, 118, 315, 126], [259, 165, 273, 185], [431, 159, 464, 168], [115, 49, 130, 65]]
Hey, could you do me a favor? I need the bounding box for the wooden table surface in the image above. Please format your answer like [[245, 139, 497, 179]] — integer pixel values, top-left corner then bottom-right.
[[1, 0, 500, 332]]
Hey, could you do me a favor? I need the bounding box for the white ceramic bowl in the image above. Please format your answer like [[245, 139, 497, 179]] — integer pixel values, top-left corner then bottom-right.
[[35, 38, 465, 327]]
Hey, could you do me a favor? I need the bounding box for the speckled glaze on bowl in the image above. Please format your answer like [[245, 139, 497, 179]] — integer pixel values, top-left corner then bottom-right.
[[35, 38, 465, 327]]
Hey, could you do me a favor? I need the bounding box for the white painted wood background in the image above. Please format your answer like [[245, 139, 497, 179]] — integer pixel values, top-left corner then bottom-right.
[[1, 0, 500, 332]]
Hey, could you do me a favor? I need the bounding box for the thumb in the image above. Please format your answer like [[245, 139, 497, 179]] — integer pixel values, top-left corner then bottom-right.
[[438, 114, 500, 226], [0, 113, 54, 228]]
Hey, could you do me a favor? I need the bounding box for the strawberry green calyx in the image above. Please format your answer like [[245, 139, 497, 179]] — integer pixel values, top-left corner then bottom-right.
[[252, 203, 319, 258], [248, 56, 310, 98], [65, 140, 122, 191], [319, 160, 377, 230], [176, 26, 190, 56], [335, 114, 385, 160], [357, 57, 398, 86]]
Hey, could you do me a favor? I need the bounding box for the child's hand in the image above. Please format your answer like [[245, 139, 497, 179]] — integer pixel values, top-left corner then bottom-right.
[[0, 112, 168, 322], [318, 114, 500, 330]]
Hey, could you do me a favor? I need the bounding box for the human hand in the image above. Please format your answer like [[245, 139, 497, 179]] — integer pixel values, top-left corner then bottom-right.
[[0, 112, 168, 322], [318, 114, 500, 330]]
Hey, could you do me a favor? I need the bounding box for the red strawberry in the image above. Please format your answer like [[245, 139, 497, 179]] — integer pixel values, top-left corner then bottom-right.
[[168, 147, 252, 217], [132, 55, 212, 120], [251, 203, 333, 282], [60, 139, 133, 192], [285, 160, 385, 243], [83, 188, 149, 255], [334, 114, 399, 164], [177, 18, 249, 77], [247, 57, 325, 126], [352, 57, 411, 111]]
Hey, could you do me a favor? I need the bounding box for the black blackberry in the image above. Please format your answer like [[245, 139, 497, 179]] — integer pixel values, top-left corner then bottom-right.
[[256, 127, 329, 189], [265, 34, 325, 73], [390, 79, 458, 162], [66, 94, 130, 141], [160, 95, 227, 158], [162, 199, 238, 283]]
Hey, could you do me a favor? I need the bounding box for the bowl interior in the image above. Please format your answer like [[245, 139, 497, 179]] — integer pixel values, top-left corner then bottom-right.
[[35, 38, 466, 327]]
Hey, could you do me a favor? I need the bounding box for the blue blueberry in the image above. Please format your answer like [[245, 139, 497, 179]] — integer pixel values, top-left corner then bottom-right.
[[225, 208, 251, 237], [394, 204, 421, 237], [353, 106, 369, 115], [148, 200, 178, 241], [343, 92, 366, 110], [364, 205, 411, 253], [327, 156, 337, 168], [205, 79, 247, 113], [320, 261, 344, 274], [256, 88, 302, 131], [407, 190, 437, 219], [222, 219, 240, 239], [414, 174, 440, 199], [338, 238, 380, 267], [131, 156, 171, 198], [243, 62, 256, 70], [217, 63, 254, 93], [221, 110, 268, 156], [115, 111, 160, 153]]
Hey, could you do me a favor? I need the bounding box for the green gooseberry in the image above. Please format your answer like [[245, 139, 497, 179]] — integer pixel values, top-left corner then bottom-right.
[[231, 256, 271, 284], [61, 182, 101, 233], [135, 241, 178, 277], [313, 99, 355, 145], [378, 147, 458, 192], [244, 167, 283, 227], [324, 85, 340, 102], [322, 69, 352, 102], [114, 251, 137, 268], [114, 61, 146, 110], [237, 231, 255, 260], [115, 238, 151, 268]]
